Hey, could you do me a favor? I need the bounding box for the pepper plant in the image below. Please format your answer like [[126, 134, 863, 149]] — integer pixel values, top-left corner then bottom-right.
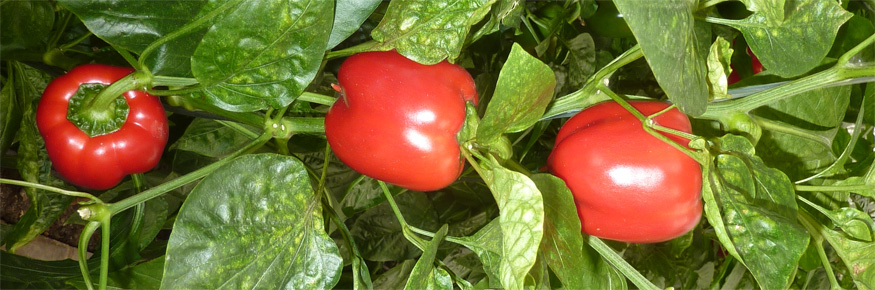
[[0, 0, 873, 290]]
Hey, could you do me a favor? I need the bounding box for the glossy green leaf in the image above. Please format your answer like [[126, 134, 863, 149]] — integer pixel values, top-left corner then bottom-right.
[[613, 0, 708, 116], [328, 0, 381, 49], [753, 85, 851, 180], [3, 63, 74, 253], [481, 160, 544, 290], [161, 154, 342, 289], [350, 191, 440, 261], [471, 0, 525, 41], [372, 0, 494, 64], [832, 207, 875, 242], [728, 0, 851, 77], [704, 134, 810, 290], [706, 36, 734, 101], [0, 1, 53, 56], [171, 118, 257, 158], [477, 43, 555, 143], [193, 0, 333, 112], [531, 174, 625, 290], [59, 0, 208, 76], [404, 225, 452, 290]]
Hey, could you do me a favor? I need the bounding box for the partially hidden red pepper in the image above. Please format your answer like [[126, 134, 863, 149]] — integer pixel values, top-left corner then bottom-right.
[[36, 64, 168, 189]]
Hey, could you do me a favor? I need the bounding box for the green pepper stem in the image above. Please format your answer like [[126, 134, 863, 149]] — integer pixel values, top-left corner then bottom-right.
[[326, 41, 378, 60], [80, 72, 147, 116], [299, 92, 337, 106]]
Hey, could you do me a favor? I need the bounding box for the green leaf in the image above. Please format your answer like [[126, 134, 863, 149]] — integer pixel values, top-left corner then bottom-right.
[[327, 0, 381, 49], [831, 207, 875, 242], [613, 0, 708, 116], [531, 174, 625, 290], [340, 176, 405, 217], [703, 134, 810, 290], [480, 160, 545, 290], [350, 191, 441, 261], [477, 43, 555, 144], [0, 0, 54, 56], [706, 36, 734, 101], [171, 118, 257, 158], [3, 63, 74, 253], [0, 64, 23, 156], [561, 33, 596, 92], [161, 154, 342, 289], [753, 85, 851, 180], [193, 0, 333, 112], [373, 260, 416, 289], [404, 225, 452, 290], [820, 224, 875, 290], [739, 0, 784, 25], [59, 0, 208, 76], [0, 251, 92, 289], [372, 0, 495, 64], [471, 0, 525, 41], [456, 219, 502, 289], [729, 0, 851, 77]]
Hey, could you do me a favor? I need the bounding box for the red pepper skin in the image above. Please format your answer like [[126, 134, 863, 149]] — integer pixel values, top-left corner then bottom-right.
[[325, 51, 478, 191], [547, 101, 702, 243], [36, 64, 168, 190]]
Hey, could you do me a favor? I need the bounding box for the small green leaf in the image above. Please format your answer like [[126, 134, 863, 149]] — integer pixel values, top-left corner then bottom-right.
[[477, 43, 555, 143], [561, 33, 596, 92], [480, 160, 544, 290], [471, 0, 524, 41], [704, 134, 810, 290], [820, 223, 875, 290], [613, 0, 708, 116], [373, 260, 416, 289], [832, 207, 875, 242], [404, 225, 452, 290], [730, 0, 851, 77], [531, 174, 624, 290], [161, 154, 342, 289], [372, 0, 495, 64], [171, 118, 257, 158], [456, 219, 502, 289], [327, 0, 381, 49], [193, 0, 334, 112], [706, 36, 734, 101]]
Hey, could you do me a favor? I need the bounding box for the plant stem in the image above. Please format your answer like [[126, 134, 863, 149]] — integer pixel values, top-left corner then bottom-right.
[[151, 76, 200, 87], [542, 45, 643, 119], [587, 236, 661, 290], [299, 92, 337, 106], [0, 178, 102, 204], [98, 216, 111, 290], [78, 221, 100, 290], [105, 132, 271, 215], [797, 210, 841, 290], [326, 41, 378, 60], [378, 181, 427, 249], [795, 184, 874, 192], [81, 72, 146, 115]]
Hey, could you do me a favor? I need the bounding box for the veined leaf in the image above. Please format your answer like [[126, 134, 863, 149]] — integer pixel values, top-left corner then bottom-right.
[[161, 154, 342, 289], [192, 0, 333, 112], [372, 0, 495, 64]]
